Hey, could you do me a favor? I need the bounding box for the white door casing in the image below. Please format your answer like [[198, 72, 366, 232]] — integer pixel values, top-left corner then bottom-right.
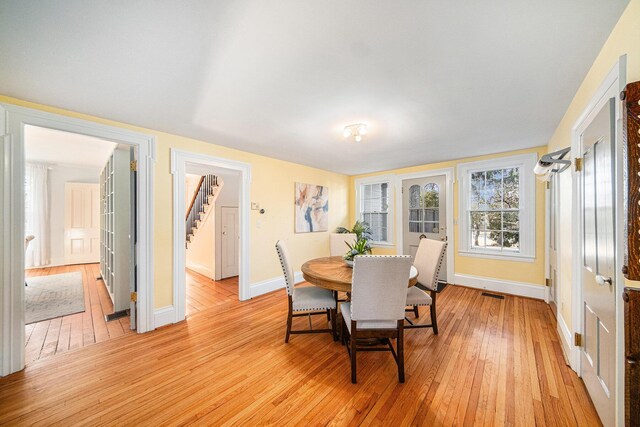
[[402, 174, 447, 281], [548, 174, 559, 315], [64, 183, 100, 264], [570, 57, 626, 426], [0, 103, 155, 377], [220, 206, 239, 278], [171, 149, 251, 326]]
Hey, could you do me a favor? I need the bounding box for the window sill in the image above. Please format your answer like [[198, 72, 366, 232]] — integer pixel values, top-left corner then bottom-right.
[[370, 242, 395, 248], [458, 250, 535, 263]]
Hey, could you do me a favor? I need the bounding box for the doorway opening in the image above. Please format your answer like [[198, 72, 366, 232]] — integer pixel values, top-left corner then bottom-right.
[[184, 164, 241, 316], [1, 103, 155, 377], [171, 149, 251, 326], [23, 125, 137, 364], [395, 169, 455, 286]]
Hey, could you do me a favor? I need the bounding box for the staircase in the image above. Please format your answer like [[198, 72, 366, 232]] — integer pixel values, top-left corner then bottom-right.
[[186, 175, 222, 248]]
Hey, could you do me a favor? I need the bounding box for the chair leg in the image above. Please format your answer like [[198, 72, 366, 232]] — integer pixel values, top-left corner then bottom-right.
[[430, 291, 438, 335], [397, 320, 405, 383], [413, 305, 419, 318], [285, 298, 293, 343], [351, 321, 357, 384], [330, 308, 337, 341], [326, 309, 331, 321]]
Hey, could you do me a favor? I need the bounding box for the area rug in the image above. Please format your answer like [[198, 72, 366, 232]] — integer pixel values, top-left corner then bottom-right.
[[25, 272, 85, 324]]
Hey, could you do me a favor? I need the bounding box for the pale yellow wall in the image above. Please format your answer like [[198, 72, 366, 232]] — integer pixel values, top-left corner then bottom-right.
[[0, 95, 350, 308], [349, 146, 547, 285], [546, 0, 640, 329]]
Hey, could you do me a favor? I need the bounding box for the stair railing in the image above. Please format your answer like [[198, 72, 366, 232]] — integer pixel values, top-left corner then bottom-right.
[[185, 175, 218, 245]]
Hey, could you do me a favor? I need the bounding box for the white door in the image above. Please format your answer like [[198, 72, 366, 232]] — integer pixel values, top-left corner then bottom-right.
[[221, 206, 239, 278], [548, 174, 559, 316], [580, 98, 616, 427], [402, 175, 447, 282], [64, 182, 100, 264]]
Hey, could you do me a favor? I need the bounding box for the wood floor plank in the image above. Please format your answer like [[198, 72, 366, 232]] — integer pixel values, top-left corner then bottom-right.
[[2, 281, 602, 426]]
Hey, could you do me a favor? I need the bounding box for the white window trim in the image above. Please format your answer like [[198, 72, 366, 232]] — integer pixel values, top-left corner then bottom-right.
[[354, 174, 395, 246], [457, 153, 537, 260]]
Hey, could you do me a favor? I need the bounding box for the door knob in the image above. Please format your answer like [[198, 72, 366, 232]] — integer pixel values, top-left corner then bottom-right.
[[595, 275, 612, 286]]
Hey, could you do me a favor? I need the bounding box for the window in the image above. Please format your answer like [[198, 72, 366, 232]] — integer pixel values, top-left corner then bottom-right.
[[458, 153, 536, 260], [355, 176, 394, 245], [408, 183, 440, 233]]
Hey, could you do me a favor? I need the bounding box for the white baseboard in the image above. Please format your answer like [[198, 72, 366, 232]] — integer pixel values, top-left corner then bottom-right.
[[26, 256, 100, 269], [185, 262, 214, 279], [154, 306, 176, 329], [250, 271, 303, 298], [453, 273, 546, 300]]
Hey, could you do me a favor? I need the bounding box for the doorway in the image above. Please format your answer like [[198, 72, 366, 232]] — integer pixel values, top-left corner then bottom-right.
[[402, 174, 447, 282], [571, 58, 626, 426], [0, 103, 155, 377], [183, 164, 241, 317], [171, 149, 251, 325], [22, 126, 137, 364], [396, 169, 454, 284]]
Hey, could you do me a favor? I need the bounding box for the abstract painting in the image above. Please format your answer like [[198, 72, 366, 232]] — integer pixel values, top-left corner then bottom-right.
[[295, 183, 329, 233]]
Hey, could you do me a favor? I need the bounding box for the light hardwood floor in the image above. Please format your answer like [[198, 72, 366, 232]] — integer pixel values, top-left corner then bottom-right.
[[24, 263, 134, 364], [2, 279, 600, 426]]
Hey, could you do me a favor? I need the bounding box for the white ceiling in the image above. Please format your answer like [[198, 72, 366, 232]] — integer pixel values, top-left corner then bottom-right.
[[25, 125, 116, 168], [0, 1, 629, 175]]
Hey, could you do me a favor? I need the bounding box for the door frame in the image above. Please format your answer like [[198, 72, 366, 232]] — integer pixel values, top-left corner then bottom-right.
[[171, 149, 251, 322], [0, 103, 156, 377], [570, 56, 626, 422], [394, 168, 455, 282]]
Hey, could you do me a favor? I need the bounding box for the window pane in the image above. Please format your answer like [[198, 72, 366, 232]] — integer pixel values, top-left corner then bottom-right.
[[503, 232, 520, 250], [471, 230, 486, 248], [486, 169, 503, 209], [423, 183, 439, 208], [503, 212, 519, 231], [487, 212, 501, 231], [470, 172, 485, 210], [503, 168, 519, 209], [486, 231, 502, 248], [409, 185, 420, 208], [470, 212, 486, 231]]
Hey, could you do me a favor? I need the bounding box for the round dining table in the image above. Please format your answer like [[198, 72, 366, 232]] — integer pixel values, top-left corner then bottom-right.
[[301, 256, 418, 292]]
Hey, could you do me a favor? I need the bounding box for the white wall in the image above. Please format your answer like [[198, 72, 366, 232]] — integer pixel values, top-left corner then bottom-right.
[[214, 174, 239, 280], [48, 165, 101, 266], [185, 174, 216, 278], [184, 171, 240, 281]]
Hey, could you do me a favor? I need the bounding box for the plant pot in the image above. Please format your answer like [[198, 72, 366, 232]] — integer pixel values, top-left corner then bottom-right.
[[343, 259, 354, 268]]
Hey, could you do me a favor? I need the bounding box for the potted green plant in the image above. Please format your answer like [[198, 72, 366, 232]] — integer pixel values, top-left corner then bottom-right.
[[342, 238, 371, 267], [335, 220, 373, 242]]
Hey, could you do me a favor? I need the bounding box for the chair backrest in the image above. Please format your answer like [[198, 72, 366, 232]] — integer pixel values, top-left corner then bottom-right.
[[351, 255, 413, 323], [413, 238, 447, 291], [275, 240, 295, 296], [330, 233, 357, 256]]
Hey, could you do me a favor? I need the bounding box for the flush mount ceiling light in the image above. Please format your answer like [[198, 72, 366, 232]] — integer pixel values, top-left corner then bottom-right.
[[343, 123, 367, 142]]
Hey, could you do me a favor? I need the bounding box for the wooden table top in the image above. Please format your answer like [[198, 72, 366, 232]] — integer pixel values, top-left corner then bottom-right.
[[301, 256, 418, 293]]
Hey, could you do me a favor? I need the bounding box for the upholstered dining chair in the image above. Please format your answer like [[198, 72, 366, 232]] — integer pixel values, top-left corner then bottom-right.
[[275, 240, 337, 343], [340, 255, 412, 384], [405, 239, 447, 334], [330, 232, 357, 256]]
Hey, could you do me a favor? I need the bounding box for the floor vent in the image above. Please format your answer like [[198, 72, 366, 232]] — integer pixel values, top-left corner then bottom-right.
[[481, 292, 505, 300]]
